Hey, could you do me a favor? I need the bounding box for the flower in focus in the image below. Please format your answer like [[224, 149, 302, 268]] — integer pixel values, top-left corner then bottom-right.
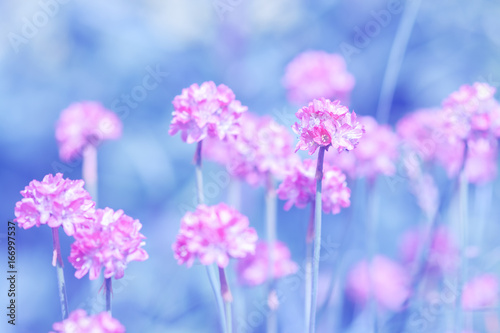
[[327, 116, 398, 180], [56, 101, 122, 162], [69, 208, 148, 280], [204, 112, 298, 185], [172, 203, 258, 268], [292, 98, 364, 155], [399, 226, 459, 276], [462, 274, 499, 310], [236, 241, 298, 286], [14, 173, 95, 236], [283, 50, 355, 105], [169, 81, 247, 143], [277, 159, 350, 214], [51, 309, 125, 333], [346, 255, 411, 311]]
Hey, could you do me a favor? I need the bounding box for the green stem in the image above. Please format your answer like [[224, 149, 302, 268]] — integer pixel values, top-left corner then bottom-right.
[[219, 267, 233, 333], [105, 278, 112, 314], [305, 201, 315, 332], [83, 145, 98, 204], [52, 227, 69, 319], [309, 147, 325, 333]]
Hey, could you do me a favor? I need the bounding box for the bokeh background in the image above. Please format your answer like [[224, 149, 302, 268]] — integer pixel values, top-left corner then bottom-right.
[[1, 0, 500, 332]]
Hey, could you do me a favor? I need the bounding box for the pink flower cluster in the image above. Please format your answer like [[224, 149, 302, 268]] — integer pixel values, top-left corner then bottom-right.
[[462, 274, 499, 310], [346, 255, 411, 311], [51, 309, 125, 333], [236, 241, 298, 286], [14, 173, 95, 236], [172, 203, 258, 268], [56, 101, 122, 162], [326, 116, 398, 180], [204, 113, 298, 185], [169, 81, 247, 143], [292, 98, 364, 155], [69, 208, 149, 280], [283, 50, 355, 105], [277, 159, 350, 214]]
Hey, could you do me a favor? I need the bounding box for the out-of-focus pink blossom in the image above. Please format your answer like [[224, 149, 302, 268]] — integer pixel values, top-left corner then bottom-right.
[[56, 101, 122, 162], [464, 138, 498, 184], [283, 50, 355, 105], [172, 203, 258, 268], [292, 98, 364, 155], [69, 208, 148, 280], [399, 226, 459, 276], [346, 255, 411, 311], [276, 159, 350, 214], [14, 173, 95, 236], [236, 241, 298, 286], [51, 309, 125, 333], [203, 113, 298, 185], [169, 81, 247, 143], [327, 116, 398, 180], [462, 274, 499, 310]]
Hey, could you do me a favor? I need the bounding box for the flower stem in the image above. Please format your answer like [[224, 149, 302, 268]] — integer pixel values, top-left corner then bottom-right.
[[83, 145, 98, 204], [309, 147, 325, 333], [52, 227, 69, 319], [366, 181, 379, 332], [219, 267, 233, 333], [266, 173, 278, 333], [194, 140, 227, 333], [305, 200, 315, 332], [105, 277, 112, 314]]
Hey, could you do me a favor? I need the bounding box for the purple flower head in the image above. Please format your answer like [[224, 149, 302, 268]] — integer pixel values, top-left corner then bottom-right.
[[172, 203, 258, 268], [56, 101, 122, 162], [277, 159, 350, 214], [292, 98, 364, 155], [51, 309, 125, 333], [203, 112, 298, 185], [283, 50, 355, 105], [169, 81, 247, 143], [14, 173, 95, 236], [346, 255, 411, 311], [462, 274, 499, 310], [69, 208, 148, 280], [236, 241, 298, 286]]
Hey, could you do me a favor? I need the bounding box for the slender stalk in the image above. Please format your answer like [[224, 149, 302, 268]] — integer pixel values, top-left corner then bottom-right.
[[366, 181, 379, 332], [194, 140, 227, 333], [52, 227, 69, 319], [305, 200, 315, 332], [265, 173, 278, 333], [309, 147, 325, 333], [105, 278, 112, 314], [376, 0, 422, 124], [219, 267, 233, 333], [83, 145, 98, 203]]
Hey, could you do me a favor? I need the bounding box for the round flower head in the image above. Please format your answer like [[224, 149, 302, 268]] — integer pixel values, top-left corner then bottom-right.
[[346, 256, 411, 311], [203, 113, 298, 185], [462, 274, 499, 310], [236, 241, 298, 286], [56, 101, 122, 162], [169, 81, 248, 143], [69, 208, 148, 280], [172, 203, 258, 268], [277, 159, 350, 214], [51, 309, 125, 333], [14, 173, 95, 236], [283, 50, 355, 105], [292, 98, 364, 155]]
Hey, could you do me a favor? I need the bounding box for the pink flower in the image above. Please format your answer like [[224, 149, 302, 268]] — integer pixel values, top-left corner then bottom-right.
[[346, 255, 411, 311], [14, 173, 95, 236], [283, 50, 355, 105], [169, 81, 247, 143], [327, 116, 398, 180], [56, 101, 122, 162], [51, 309, 125, 333], [236, 241, 298, 286], [462, 274, 499, 310], [69, 208, 148, 280], [276, 159, 350, 214], [204, 113, 298, 185], [292, 98, 364, 155], [464, 138, 498, 184], [172, 203, 258, 268], [399, 227, 459, 276]]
